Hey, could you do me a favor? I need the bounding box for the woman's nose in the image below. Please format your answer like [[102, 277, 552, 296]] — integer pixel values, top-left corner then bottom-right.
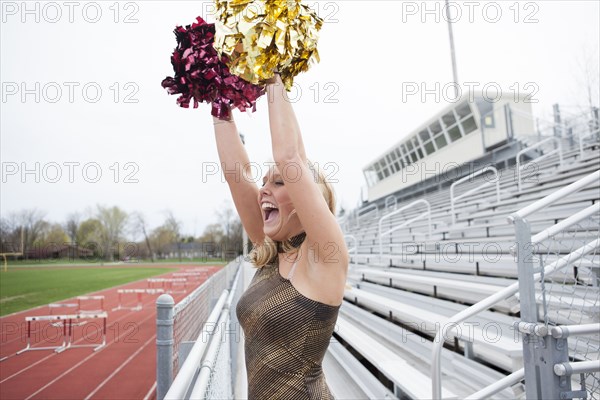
[[259, 184, 270, 195]]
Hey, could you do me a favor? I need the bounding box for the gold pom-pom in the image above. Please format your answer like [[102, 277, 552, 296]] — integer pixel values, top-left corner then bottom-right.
[[213, 0, 323, 90]]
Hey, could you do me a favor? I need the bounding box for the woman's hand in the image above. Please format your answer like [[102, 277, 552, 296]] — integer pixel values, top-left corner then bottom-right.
[[265, 72, 281, 85]]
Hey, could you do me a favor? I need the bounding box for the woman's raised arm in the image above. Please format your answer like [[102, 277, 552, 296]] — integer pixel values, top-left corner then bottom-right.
[[213, 114, 264, 245], [267, 75, 348, 270]]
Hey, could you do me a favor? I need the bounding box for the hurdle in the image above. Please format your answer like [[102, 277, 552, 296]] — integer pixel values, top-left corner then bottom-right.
[[147, 278, 188, 294], [112, 288, 165, 311], [184, 268, 210, 276], [57, 312, 108, 353], [17, 312, 109, 355], [48, 295, 105, 315], [77, 295, 105, 314], [173, 272, 204, 281], [48, 302, 78, 314], [17, 315, 69, 354], [169, 279, 189, 294]]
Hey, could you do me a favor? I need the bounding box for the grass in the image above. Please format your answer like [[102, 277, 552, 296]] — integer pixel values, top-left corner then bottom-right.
[[4, 258, 231, 267], [0, 267, 173, 316]]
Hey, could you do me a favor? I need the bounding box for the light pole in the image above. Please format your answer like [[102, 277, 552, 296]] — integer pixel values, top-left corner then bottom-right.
[[445, 0, 459, 100]]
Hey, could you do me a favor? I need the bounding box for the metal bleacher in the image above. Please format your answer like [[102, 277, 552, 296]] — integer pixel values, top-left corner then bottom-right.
[[156, 107, 598, 400], [329, 111, 600, 399]]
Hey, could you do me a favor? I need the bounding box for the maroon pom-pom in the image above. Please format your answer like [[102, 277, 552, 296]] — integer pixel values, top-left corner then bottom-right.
[[161, 17, 265, 119]]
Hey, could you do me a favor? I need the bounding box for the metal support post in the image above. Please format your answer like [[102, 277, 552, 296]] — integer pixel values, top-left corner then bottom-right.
[[156, 294, 175, 400]]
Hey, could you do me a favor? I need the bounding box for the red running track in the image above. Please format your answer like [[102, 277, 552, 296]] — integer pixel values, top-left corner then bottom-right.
[[0, 264, 222, 400]]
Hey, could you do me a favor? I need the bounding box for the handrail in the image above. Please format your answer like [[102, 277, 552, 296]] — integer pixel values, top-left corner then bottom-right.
[[344, 235, 357, 260], [554, 360, 600, 377], [378, 199, 431, 260], [509, 107, 555, 124], [464, 368, 524, 400], [190, 263, 242, 399], [578, 127, 600, 158], [508, 170, 599, 222], [189, 310, 230, 399], [516, 137, 563, 191], [531, 203, 599, 245], [164, 290, 230, 400], [336, 214, 348, 232], [551, 323, 600, 339], [510, 108, 594, 129], [431, 238, 600, 399], [450, 166, 500, 225], [356, 204, 379, 228], [384, 195, 397, 211]]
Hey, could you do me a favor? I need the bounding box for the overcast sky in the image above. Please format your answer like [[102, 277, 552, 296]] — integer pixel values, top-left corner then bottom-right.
[[1, 0, 599, 238]]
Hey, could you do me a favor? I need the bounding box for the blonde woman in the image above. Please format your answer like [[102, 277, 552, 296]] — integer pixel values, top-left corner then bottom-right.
[[212, 73, 348, 399]]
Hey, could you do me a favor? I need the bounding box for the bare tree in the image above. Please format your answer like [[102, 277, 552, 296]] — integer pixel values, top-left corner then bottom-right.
[[217, 204, 243, 258], [198, 223, 224, 259], [0, 215, 21, 254], [96, 205, 129, 261], [163, 210, 182, 261], [37, 223, 69, 249], [64, 212, 80, 244], [9, 209, 48, 259], [150, 226, 177, 259], [131, 212, 154, 262], [570, 40, 600, 117]]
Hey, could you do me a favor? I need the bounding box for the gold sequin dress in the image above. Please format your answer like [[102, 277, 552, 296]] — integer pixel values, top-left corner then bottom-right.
[[236, 259, 340, 399]]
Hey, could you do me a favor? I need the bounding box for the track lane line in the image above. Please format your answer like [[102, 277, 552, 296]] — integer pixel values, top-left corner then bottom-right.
[[23, 311, 157, 400], [3, 266, 216, 399], [83, 334, 156, 400], [143, 381, 157, 400], [0, 295, 158, 384], [0, 271, 188, 366]]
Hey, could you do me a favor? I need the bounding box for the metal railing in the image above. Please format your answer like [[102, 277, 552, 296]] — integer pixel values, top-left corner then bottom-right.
[[344, 234, 357, 260], [378, 199, 431, 260], [450, 166, 500, 224], [384, 195, 397, 211], [509, 170, 599, 222], [431, 169, 600, 399], [579, 128, 600, 158], [465, 368, 525, 400], [156, 259, 242, 400], [336, 214, 349, 232], [357, 204, 379, 228], [162, 291, 230, 400], [516, 136, 563, 191], [189, 266, 243, 399]]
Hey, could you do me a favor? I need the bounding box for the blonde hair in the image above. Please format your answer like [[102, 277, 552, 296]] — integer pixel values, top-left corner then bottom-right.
[[249, 160, 336, 268]]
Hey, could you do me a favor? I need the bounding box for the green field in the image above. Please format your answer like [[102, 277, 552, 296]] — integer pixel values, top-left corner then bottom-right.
[[5, 258, 230, 267], [0, 267, 173, 316]]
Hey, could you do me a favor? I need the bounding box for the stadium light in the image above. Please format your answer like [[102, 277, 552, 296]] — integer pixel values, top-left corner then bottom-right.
[[445, 0, 459, 99]]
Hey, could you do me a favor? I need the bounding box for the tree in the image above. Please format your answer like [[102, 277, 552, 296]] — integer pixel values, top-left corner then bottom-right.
[[150, 226, 178, 259], [130, 212, 154, 262], [37, 223, 69, 247], [64, 212, 80, 244], [0, 215, 23, 255], [198, 223, 224, 258], [96, 205, 129, 261], [77, 218, 104, 257], [163, 211, 182, 261], [9, 209, 48, 259], [217, 204, 243, 259]]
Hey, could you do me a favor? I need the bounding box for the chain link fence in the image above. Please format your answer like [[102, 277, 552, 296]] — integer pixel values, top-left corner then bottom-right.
[[535, 211, 600, 399], [157, 258, 244, 400]]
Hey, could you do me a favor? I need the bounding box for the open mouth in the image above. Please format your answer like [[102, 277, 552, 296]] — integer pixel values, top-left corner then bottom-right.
[[262, 202, 279, 223]]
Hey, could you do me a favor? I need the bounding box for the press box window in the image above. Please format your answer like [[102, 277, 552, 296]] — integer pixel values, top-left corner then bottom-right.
[[461, 116, 478, 135], [448, 125, 462, 142], [434, 133, 447, 149]]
